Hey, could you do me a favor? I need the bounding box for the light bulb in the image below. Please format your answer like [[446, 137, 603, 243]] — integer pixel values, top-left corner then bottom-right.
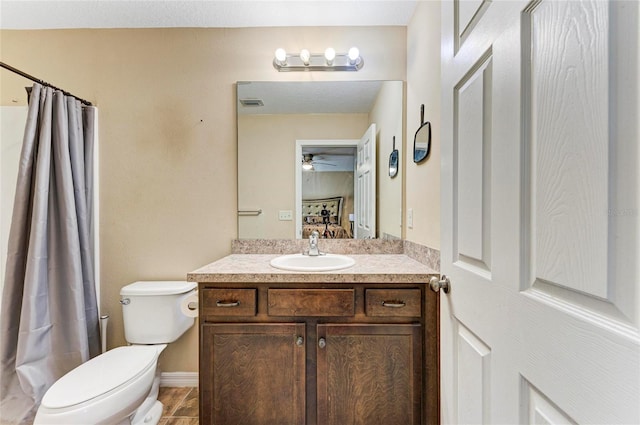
[[302, 162, 313, 171], [300, 49, 311, 65], [324, 47, 336, 65], [348, 47, 360, 64], [275, 48, 287, 65]]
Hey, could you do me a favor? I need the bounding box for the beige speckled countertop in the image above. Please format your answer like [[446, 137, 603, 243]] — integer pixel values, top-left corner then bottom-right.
[[187, 254, 438, 284]]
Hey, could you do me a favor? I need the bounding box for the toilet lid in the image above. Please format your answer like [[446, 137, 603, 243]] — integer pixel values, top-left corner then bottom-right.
[[41, 345, 162, 409], [120, 281, 196, 296]]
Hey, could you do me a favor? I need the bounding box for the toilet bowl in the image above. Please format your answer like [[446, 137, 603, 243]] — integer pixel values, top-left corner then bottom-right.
[[34, 345, 165, 424], [34, 281, 197, 425]]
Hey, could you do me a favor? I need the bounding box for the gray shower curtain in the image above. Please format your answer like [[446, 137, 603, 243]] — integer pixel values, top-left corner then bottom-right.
[[0, 83, 100, 423]]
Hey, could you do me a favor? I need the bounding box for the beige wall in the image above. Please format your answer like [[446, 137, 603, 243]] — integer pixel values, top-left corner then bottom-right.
[[370, 80, 404, 239], [238, 113, 368, 239], [405, 1, 441, 248], [302, 172, 354, 201], [0, 26, 406, 373]]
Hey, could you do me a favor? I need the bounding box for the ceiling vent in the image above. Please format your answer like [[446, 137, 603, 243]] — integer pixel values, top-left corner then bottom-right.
[[239, 99, 264, 107]]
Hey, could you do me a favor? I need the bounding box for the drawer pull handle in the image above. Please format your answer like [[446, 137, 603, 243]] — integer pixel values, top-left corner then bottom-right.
[[382, 300, 406, 308], [216, 300, 240, 308], [318, 337, 326, 349], [296, 336, 304, 346]]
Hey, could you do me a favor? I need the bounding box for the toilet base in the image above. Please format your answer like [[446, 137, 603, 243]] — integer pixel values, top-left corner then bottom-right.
[[130, 370, 163, 425], [131, 401, 163, 425]]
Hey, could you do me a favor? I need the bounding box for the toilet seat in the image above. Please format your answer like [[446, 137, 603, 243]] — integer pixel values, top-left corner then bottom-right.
[[41, 345, 164, 410]]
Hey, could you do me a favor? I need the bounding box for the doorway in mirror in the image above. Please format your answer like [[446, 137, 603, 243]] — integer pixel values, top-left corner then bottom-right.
[[296, 141, 358, 240]]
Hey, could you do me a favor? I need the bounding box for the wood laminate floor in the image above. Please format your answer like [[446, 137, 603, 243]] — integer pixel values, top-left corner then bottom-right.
[[158, 387, 198, 425]]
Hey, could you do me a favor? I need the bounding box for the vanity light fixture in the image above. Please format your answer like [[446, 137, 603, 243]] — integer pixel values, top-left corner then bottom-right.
[[324, 47, 336, 65], [300, 49, 311, 66], [273, 47, 364, 71], [274, 48, 287, 66], [348, 47, 360, 65]]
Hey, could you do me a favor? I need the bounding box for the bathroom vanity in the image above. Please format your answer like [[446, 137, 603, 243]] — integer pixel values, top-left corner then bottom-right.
[[188, 249, 439, 425]]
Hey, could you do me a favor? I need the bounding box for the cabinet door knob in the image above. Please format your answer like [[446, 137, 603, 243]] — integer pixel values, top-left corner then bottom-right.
[[296, 336, 304, 346], [318, 337, 326, 349]]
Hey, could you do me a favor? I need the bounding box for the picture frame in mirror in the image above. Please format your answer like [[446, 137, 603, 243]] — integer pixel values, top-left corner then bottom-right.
[[389, 136, 399, 178]]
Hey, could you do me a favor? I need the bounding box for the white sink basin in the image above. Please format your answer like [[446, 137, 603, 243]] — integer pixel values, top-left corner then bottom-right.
[[270, 253, 355, 272]]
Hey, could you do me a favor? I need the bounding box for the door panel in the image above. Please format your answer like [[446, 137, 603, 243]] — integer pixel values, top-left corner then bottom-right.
[[316, 323, 421, 425], [454, 51, 493, 275], [200, 323, 306, 425], [523, 382, 577, 425], [455, 0, 492, 52], [525, 0, 609, 299], [355, 123, 376, 239], [441, 1, 639, 424], [456, 323, 491, 425]]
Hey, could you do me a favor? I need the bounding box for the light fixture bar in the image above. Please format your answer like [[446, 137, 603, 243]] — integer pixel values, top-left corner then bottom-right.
[[273, 50, 364, 72]]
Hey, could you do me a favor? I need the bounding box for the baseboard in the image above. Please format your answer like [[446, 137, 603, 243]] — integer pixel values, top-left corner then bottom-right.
[[160, 371, 198, 387]]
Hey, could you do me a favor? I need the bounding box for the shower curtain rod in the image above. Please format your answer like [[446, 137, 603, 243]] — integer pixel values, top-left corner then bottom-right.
[[0, 61, 93, 106]]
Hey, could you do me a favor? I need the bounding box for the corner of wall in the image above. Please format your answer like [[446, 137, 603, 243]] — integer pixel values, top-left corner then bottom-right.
[[404, 0, 442, 250]]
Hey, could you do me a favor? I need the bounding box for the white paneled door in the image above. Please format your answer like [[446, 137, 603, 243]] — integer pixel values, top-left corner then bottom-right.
[[355, 123, 376, 239], [441, 1, 639, 424]]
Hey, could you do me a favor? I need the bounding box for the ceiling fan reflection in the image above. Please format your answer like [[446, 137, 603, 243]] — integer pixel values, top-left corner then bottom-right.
[[302, 154, 336, 171]]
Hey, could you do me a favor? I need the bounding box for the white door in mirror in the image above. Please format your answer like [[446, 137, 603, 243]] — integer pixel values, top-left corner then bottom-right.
[[270, 254, 355, 272]]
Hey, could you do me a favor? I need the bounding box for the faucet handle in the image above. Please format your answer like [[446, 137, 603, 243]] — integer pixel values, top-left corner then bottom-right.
[[308, 230, 320, 256]]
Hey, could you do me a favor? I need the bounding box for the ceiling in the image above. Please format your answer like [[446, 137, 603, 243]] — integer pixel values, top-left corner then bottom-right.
[[302, 148, 356, 172], [0, 1, 418, 30], [237, 81, 383, 115]]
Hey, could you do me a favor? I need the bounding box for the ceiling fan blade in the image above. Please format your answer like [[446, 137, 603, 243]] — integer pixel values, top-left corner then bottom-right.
[[313, 153, 355, 159]]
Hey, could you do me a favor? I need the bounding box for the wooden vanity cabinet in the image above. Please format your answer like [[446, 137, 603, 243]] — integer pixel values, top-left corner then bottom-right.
[[317, 323, 422, 425], [198, 283, 436, 425], [200, 322, 306, 425]]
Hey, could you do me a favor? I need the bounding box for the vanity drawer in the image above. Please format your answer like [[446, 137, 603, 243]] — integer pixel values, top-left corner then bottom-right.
[[268, 289, 355, 317], [365, 289, 421, 317], [201, 288, 257, 316]]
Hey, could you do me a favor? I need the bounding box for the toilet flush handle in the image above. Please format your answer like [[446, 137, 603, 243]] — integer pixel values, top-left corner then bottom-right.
[[120, 298, 131, 305]]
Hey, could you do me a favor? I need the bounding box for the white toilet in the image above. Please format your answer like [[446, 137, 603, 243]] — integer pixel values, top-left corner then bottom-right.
[[34, 281, 197, 425]]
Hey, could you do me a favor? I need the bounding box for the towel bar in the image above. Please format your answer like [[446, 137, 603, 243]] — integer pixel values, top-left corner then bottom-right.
[[238, 209, 263, 216]]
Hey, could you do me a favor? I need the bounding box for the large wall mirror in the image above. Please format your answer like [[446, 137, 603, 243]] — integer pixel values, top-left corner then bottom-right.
[[237, 81, 403, 240]]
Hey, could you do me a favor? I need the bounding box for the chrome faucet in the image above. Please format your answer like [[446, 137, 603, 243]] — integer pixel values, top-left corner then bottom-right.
[[307, 230, 320, 256]]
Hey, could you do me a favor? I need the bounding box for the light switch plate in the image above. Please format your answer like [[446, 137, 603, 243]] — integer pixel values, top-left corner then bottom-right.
[[407, 208, 414, 229], [279, 210, 293, 221]]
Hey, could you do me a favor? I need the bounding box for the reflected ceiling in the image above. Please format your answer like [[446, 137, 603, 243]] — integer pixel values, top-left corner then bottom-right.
[[237, 81, 383, 115]]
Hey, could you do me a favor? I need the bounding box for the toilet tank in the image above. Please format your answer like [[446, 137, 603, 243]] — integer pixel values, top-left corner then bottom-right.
[[120, 281, 197, 344]]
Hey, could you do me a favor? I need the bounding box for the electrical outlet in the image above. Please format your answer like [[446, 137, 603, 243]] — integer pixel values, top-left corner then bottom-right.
[[279, 210, 293, 221], [407, 208, 414, 229]]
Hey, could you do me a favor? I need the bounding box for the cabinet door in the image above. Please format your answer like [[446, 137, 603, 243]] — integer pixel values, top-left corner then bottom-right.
[[317, 323, 422, 425], [201, 323, 306, 425]]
